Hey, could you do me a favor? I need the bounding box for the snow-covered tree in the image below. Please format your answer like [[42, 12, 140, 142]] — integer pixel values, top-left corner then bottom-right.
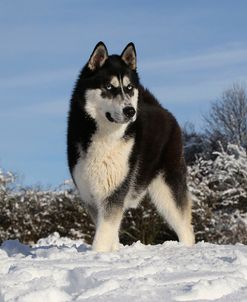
[[189, 144, 247, 244], [0, 169, 14, 193]]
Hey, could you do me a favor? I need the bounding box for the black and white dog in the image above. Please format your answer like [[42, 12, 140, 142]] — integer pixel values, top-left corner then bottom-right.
[[67, 42, 195, 252]]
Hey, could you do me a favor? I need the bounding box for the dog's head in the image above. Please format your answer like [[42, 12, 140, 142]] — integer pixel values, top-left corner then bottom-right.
[[83, 42, 139, 125]]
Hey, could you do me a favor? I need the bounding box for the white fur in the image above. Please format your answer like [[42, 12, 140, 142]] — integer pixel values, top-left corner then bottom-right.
[[110, 76, 120, 87], [73, 121, 134, 253], [148, 174, 195, 246], [110, 75, 130, 89], [75, 87, 137, 206], [73, 134, 134, 204], [85, 86, 138, 125], [92, 208, 123, 252], [73, 97, 140, 253], [73, 109, 134, 252], [124, 190, 147, 210], [123, 76, 130, 87]]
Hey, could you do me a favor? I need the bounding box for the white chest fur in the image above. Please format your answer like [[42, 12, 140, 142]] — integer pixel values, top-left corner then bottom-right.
[[73, 133, 134, 205]]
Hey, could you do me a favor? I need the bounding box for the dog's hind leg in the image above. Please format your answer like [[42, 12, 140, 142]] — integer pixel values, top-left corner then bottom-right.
[[92, 205, 123, 252], [148, 174, 195, 246]]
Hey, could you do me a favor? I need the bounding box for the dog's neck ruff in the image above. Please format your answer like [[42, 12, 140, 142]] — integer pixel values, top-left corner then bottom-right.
[[96, 120, 129, 141]]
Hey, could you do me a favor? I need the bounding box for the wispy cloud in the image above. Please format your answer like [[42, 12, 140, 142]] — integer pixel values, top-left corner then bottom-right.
[[0, 97, 69, 118], [141, 46, 247, 73], [153, 75, 247, 105], [0, 68, 76, 89]]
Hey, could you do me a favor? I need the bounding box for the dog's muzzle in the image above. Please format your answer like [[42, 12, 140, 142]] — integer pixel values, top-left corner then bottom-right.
[[105, 106, 136, 124]]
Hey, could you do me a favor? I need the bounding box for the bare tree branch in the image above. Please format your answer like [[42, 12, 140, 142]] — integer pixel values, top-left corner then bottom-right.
[[203, 83, 247, 148]]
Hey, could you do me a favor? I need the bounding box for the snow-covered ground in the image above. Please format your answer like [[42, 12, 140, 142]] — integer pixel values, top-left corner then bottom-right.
[[0, 233, 247, 302]]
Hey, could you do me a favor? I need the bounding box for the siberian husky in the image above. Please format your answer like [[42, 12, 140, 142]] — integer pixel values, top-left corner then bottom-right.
[[67, 42, 195, 252]]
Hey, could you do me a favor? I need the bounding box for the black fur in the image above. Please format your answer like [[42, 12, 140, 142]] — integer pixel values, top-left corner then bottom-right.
[[125, 87, 188, 208], [67, 45, 188, 210]]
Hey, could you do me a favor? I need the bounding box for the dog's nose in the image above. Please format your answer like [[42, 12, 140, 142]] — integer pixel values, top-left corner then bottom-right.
[[123, 106, 136, 118]]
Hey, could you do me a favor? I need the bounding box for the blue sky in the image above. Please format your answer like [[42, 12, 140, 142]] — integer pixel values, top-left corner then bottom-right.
[[1, 0, 247, 187]]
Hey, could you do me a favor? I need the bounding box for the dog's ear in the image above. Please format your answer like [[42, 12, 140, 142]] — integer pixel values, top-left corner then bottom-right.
[[88, 42, 108, 71], [121, 42, 136, 70]]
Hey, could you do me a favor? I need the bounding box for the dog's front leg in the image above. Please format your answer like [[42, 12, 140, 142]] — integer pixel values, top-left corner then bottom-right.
[[92, 205, 123, 252]]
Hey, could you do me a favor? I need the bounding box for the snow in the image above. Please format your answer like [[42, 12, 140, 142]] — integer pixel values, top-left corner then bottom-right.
[[0, 233, 247, 301]]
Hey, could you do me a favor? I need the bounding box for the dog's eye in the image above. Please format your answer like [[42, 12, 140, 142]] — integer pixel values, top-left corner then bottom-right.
[[105, 84, 113, 91], [127, 84, 133, 91]]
